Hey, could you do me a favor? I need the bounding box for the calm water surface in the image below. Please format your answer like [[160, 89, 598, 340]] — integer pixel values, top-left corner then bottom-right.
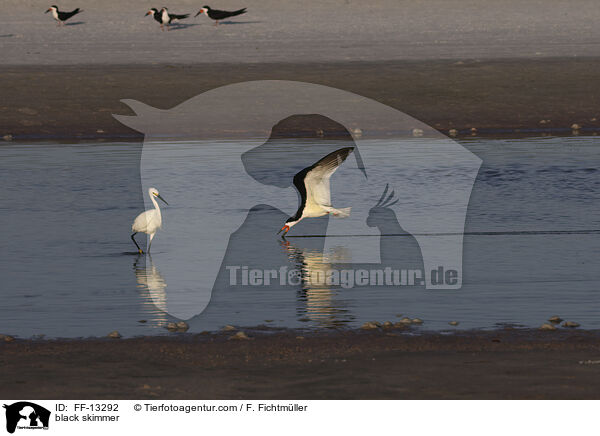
[[0, 136, 599, 337]]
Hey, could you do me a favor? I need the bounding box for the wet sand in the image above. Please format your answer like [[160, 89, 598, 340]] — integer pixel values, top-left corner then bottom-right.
[[2, 329, 600, 399], [2, 58, 600, 140], [3, 0, 600, 138]]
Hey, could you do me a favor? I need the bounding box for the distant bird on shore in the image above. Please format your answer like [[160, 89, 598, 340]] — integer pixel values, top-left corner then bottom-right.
[[131, 187, 169, 254], [195, 5, 247, 25], [146, 7, 190, 31], [45, 5, 82, 26], [145, 8, 163, 26], [278, 147, 353, 237]]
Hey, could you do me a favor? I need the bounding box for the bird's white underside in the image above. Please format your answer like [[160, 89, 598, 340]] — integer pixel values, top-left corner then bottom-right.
[[302, 153, 349, 218]]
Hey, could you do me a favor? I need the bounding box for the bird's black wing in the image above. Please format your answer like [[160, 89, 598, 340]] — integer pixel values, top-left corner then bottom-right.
[[291, 167, 310, 221], [169, 13, 190, 21], [290, 147, 354, 219], [58, 8, 81, 21], [226, 7, 247, 18], [306, 147, 354, 180], [209, 8, 246, 20]]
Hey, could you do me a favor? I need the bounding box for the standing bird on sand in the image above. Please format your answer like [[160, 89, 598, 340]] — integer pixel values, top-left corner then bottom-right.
[[145, 8, 163, 26], [195, 5, 247, 25], [131, 188, 169, 254], [45, 5, 82, 26], [278, 147, 354, 237], [146, 7, 190, 31]]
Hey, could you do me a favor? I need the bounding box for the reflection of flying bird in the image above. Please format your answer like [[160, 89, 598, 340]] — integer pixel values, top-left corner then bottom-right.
[[195, 5, 247, 25], [45, 5, 82, 25], [131, 187, 169, 254], [280, 240, 353, 327], [279, 147, 353, 236]]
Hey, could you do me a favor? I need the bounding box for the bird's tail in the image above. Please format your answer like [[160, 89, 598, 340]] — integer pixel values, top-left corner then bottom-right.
[[173, 13, 190, 20], [65, 8, 82, 19], [230, 8, 247, 17], [330, 207, 351, 218]]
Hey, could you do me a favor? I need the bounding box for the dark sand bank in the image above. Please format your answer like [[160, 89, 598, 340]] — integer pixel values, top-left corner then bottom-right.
[[2, 329, 600, 399], [2, 58, 600, 141]]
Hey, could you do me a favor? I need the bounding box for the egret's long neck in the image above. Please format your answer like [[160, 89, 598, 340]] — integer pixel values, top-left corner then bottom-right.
[[150, 194, 161, 217]]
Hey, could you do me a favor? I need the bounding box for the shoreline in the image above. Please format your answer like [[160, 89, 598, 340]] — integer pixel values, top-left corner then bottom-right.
[[2, 58, 600, 141], [4, 0, 600, 65], [2, 327, 600, 399]]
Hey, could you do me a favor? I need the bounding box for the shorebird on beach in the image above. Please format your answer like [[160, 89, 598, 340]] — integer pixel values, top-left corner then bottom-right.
[[45, 5, 82, 26], [195, 5, 247, 25], [278, 147, 354, 237], [146, 7, 190, 31], [131, 187, 169, 254], [145, 8, 163, 26]]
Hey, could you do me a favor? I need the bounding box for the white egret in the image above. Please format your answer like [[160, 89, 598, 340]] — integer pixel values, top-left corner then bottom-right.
[[131, 187, 168, 254]]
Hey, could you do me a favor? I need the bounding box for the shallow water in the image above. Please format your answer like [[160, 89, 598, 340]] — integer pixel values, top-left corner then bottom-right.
[[0, 136, 599, 338]]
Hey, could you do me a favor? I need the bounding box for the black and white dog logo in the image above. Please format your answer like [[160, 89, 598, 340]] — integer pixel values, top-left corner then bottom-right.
[[3, 402, 50, 434]]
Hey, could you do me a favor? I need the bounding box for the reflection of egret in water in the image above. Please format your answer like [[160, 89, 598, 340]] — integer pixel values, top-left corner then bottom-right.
[[280, 239, 354, 328], [133, 255, 169, 328]]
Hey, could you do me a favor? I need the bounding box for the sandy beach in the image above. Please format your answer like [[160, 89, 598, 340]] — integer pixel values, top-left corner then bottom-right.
[[3, 0, 600, 65], [2, 0, 600, 138], [2, 329, 600, 399], [2, 59, 600, 140]]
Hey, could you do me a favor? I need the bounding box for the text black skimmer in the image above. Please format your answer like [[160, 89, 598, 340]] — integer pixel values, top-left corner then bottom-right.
[[278, 147, 354, 237], [146, 7, 190, 31], [195, 5, 247, 25], [45, 5, 82, 26]]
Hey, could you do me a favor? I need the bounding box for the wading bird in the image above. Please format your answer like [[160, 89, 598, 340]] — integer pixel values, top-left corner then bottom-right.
[[131, 187, 169, 254], [45, 5, 82, 25], [279, 147, 353, 237], [195, 5, 247, 25]]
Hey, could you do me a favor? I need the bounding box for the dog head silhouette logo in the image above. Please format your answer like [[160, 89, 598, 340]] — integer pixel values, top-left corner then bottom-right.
[[3, 402, 50, 434]]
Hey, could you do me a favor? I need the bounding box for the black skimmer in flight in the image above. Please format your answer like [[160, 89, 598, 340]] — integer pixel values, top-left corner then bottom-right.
[[146, 7, 190, 31], [195, 6, 247, 25], [279, 147, 354, 237], [45, 5, 82, 26]]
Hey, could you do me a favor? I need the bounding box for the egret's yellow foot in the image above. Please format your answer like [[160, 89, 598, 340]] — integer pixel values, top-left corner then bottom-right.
[[138, 249, 143, 254]]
